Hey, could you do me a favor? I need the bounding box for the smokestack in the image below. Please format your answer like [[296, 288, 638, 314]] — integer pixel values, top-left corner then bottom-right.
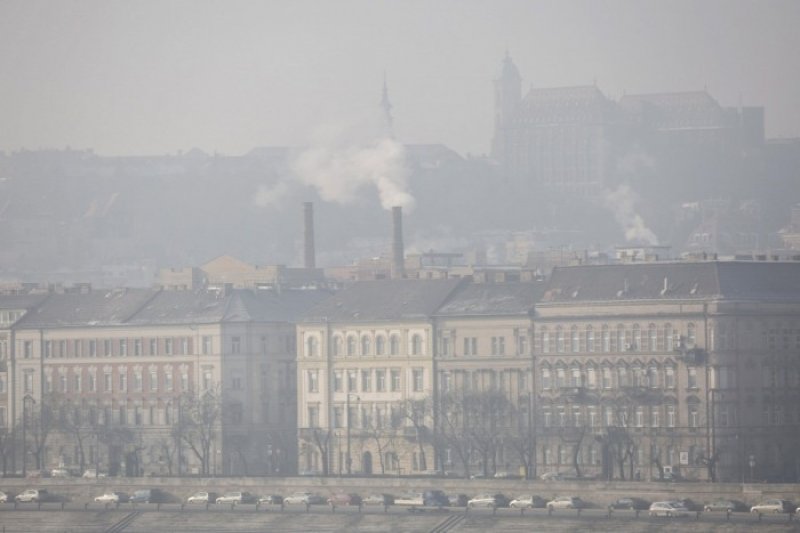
[[391, 206, 405, 279], [303, 202, 316, 269]]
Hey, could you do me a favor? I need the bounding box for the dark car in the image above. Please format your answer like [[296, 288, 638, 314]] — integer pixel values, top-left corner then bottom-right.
[[363, 493, 394, 506], [704, 499, 745, 512], [610, 497, 650, 510], [131, 488, 167, 504], [678, 498, 700, 512], [258, 494, 284, 505], [448, 494, 469, 507], [423, 490, 449, 507], [327, 493, 362, 507]]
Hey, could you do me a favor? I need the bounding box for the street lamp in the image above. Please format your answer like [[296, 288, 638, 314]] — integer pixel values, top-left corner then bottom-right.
[[345, 393, 360, 475], [21, 394, 35, 477]]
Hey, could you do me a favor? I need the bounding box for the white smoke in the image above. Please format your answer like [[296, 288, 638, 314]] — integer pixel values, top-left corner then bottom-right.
[[602, 184, 659, 245], [254, 180, 289, 208], [289, 114, 415, 212]]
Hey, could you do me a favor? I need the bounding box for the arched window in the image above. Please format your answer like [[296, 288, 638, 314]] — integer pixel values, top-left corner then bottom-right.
[[306, 336, 318, 357], [664, 324, 674, 351], [541, 367, 552, 390], [687, 323, 696, 346], [602, 325, 610, 352], [375, 336, 386, 356], [541, 329, 550, 353], [648, 324, 658, 351], [617, 364, 629, 387], [616, 325, 625, 352], [389, 335, 400, 355], [632, 324, 642, 351], [586, 365, 597, 388], [346, 336, 356, 356], [411, 334, 423, 356], [586, 327, 595, 353], [361, 336, 371, 356], [556, 327, 565, 353], [570, 365, 582, 387], [555, 366, 566, 388], [332, 336, 343, 357], [571, 326, 580, 353]]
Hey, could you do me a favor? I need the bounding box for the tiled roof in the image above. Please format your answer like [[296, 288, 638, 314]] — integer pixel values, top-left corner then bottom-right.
[[541, 261, 800, 303], [14, 289, 158, 328], [302, 279, 463, 323], [0, 293, 49, 310], [435, 281, 546, 316]]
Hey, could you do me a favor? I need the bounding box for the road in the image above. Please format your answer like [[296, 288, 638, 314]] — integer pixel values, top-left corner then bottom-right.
[[2, 503, 800, 532]]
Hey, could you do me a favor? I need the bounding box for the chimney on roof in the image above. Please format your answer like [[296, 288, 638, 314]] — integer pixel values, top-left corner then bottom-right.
[[303, 202, 316, 269], [391, 206, 405, 279]]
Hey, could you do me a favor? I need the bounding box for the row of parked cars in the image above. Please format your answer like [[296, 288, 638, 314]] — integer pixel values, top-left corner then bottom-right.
[[1, 487, 796, 517]]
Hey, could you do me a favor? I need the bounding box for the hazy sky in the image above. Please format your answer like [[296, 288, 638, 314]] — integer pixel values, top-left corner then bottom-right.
[[1, 0, 798, 157]]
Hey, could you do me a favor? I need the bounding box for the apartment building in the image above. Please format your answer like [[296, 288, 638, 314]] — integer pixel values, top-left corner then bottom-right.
[[4, 286, 327, 477]]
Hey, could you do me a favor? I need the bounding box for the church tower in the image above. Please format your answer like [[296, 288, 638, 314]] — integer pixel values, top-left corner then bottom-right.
[[491, 52, 522, 163]]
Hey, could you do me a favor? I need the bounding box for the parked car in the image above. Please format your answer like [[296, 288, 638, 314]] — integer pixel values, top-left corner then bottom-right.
[[363, 493, 394, 506], [327, 493, 362, 507], [648, 501, 691, 517], [394, 492, 424, 507], [258, 494, 284, 505], [750, 499, 796, 514], [15, 489, 49, 503], [82, 469, 107, 479], [50, 467, 74, 478], [94, 492, 128, 504], [509, 495, 546, 509], [540, 471, 565, 481], [130, 489, 166, 504], [703, 499, 745, 512], [493, 471, 522, 479], [215, 492, 254, 505], [284, 491, 324, 505], [678, 498, 700, 511], [423, 490, 449, 507], [609, 497, 650, 511], [467, 493, 509, 509], [448, 494, 469, 507], [0, 491, 9, 503], [546, 496, 584, 510], [187, 491, 217, 504]]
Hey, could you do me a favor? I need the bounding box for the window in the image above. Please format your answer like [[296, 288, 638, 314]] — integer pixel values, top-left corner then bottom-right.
[[602, 367, 612, 389], [586, 366, 597, 388], [602, 327, 610, 352], [346, 336, 356, 356], [665, 325, 674, 351], [688, 367, 698, 388], [332, 336, 342, 356], [616, 326, 625, 352], [635, 406, 644, 427], [119, 371, 127, 392], [649, 325, 658, 351], [648, 366, 659, 388], [59, 373, 67, 392], [541, 330, 550, 353], [165, 338, 174, 355], [307, 370, 319, 393], [306, 337, 318, 357], [556, 367, 566, 388], [463, 337, 477, 356], [570, 367, 581, 387], [665, 366, 675, 388], [104, 372, 112, 392], [617, 365, 628, 387], [518, 334, 528, 355], [541, 368, 552, 390], [440, 371, 451, 392], [202, 336, 212, 355], [181, 338, 189, 355], [390, 369, 401, 391], [333, 370, 343, 392], [361, 336, 371, 355], [347, 371, 357, 392], [165, 372, 173, 392], [491, 336, 505, 355], [632, 324, 641, 351], [687, 323, 696, 346], [308, 406, 319, 428], [556, 328, 565, 353], [440, 336, 450, 356], [666, 405, 676, 427], [376, 370, 386, 392], [88, 371, 96, 392], [651, 406, 660, 427], [586, 328, 595, 352], [411, 334, 423, 356], [202, 368, 212, 390], [134, 339, 142, 356], [571, 327, 579, 352], [588, 406, 598, 427], [181, 372, 189, 392], [74, 339, 82, 357], [119, 339, 128, 357], [688, 404, 699, 428], [23, 340, 33, 358], [389, 335, 400, 355], [134, 371, 143, 392], [229, 337, 239, 354], [376, 336, 386, 355], [89, 340, 97, 357], [412, 368, 424, 392], [361, 370, 371, 392], [149, 339, 158, 356], [333, 406, 343, 428], [150, 370, 158, 391]]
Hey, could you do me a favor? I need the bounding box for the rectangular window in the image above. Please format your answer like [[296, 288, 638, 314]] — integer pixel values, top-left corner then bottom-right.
[[89, 340, 97, 357], [181, 338, 189, 355], [104, 339, 112, 356], [24, 341, 33, 359], [181, 372, 189, 392], [333, 370, 343, 392], [202, 336, 212, 355], [361, 370, 371, 392], [231, 336, 240, 354], [518, 335, 528, 355], [104, 373, 112, 392], [441, 337, 450, 356], [333, 406, 343, 428], [150, 370, 158, 391], [119, 372, 127, 392], [88, 372, 96, 392], [491, 336, 505, 355], [202, 368, 212, 390], [666, 405, 676, 427], [688, 367, 698, 388], [347, 370, 357, 392], [308, 406, 319, 428], [119, 339, 128, 356], [307, 370, 319, 393], [24, 371, 34, 393], [376, 370, 386, 392], [134, 372, 142, 392], [463, 337, 477, 356], [412, 368, 424, 392], [165, 338, 173, 355], [542, 332, 550, 353], [165, 372, 173, 392], [74, 339, 82, 357], [390, 369, 401, 391], [150, 339, 158, 355]]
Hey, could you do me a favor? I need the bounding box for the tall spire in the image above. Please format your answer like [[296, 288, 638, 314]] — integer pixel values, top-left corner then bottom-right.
[[380, 71, 394, 138]]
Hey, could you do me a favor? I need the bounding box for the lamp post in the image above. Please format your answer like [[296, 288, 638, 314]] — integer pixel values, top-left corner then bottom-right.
[[345, 393, 359, 475], [21, 394, 34, 477]]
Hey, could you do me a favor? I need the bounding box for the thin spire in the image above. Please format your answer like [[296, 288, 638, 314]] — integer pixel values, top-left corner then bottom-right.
[[380, 71, 394, 138]]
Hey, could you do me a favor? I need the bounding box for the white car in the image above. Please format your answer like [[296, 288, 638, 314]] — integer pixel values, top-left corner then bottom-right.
[[510, 495, 545, 509], [467, 494, 500, 509], [215, 492, 252, 504], [0, 491, 8, 503], [187, 491, 215, 504], [540, 471, 565, 481], [750, 499, 794, 514], [283, 491, 323, 505], [15, 489, 48, 503], [649, 501, 691, 517], [94, 492, 128, 504], [546, 496, 583, 510], [393, 492, 424, 506], [82, 469, 107, 479]]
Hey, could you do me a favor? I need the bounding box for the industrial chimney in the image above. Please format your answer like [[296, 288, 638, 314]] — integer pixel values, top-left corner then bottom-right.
[[391, 206, 405, 279], [303, 202, 316, 269]]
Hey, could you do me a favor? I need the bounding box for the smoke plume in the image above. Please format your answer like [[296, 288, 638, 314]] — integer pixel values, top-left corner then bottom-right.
[[602, 184, 659, 245]]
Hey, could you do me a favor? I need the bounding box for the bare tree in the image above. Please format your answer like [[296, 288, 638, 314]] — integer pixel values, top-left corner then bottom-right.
[[401, 397, 433, 472], [175, 390, 221, 476], [0, 426, 17, 476]]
